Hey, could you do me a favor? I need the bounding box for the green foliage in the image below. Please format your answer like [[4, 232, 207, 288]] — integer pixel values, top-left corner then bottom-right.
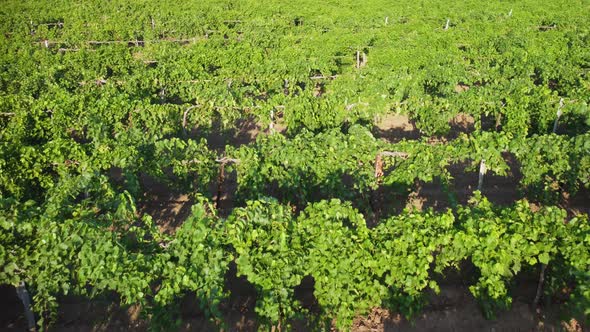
[[0, 0, 589, 330], [228, 125, 380, 206], [155, 200, 229, 325], [374, 209, 455, 316], [143, 138, 217, 195], [229, 130, 589, 209], [559, 215, 590, 318], [438, 193, 569, 318], [226, 198, 304, 327], [295, 199, 379, 330]]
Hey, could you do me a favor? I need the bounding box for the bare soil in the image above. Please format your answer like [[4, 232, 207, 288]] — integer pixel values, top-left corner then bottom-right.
[[372, 111, 476, 142], [448, 112, 476, 138], [138, 174, 194, 234], [373, 113, 421, 142], [1, 281, 585, 332]]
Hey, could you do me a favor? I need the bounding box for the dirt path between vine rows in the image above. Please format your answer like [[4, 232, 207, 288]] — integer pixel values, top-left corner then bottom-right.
[[1, 280, 585, 332]]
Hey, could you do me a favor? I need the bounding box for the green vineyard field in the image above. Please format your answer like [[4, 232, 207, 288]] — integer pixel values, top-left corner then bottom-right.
[[1, 0, 589, 330]]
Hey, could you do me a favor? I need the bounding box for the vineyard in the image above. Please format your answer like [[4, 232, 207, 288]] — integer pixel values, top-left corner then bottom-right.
[[1, 0, 589, 331]]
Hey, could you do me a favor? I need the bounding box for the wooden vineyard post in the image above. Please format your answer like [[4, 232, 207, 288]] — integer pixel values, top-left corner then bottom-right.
[[532, 263, 547, 309], [372, 151, 409, 216], [385, 16, 389, 25], [182, 105, 199, 136], [553, 98, 564, 133], [270, 320, 282, 332], [495, 113, 502, 130], [508, 9, 513, 17], [356, 51, 367, 68], [159, 87, 166, 103], [16, 282, 36, 331], [444, 19, 450, 30], [269, 109, 275, 133], [216, 163, 225, 211], [477, 159, 486, 191], [215, 157, 239, 211], [374, 154, 384, 180], [371, 153, 384, 221]]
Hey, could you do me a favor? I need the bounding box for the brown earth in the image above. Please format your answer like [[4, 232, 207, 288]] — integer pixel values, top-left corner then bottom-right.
[[373, 113, 421, 142], [372, 112, 476, 142], [2, 280, 585, 332]]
